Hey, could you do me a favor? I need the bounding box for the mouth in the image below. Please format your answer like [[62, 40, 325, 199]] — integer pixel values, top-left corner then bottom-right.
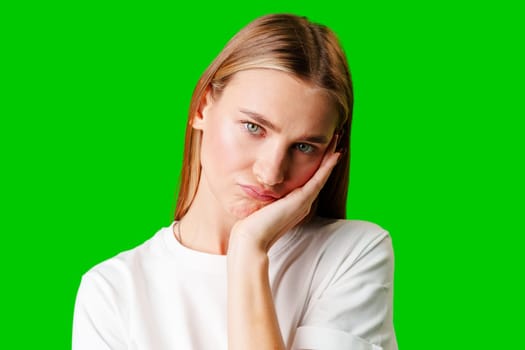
[[239, 185, 281, 202]]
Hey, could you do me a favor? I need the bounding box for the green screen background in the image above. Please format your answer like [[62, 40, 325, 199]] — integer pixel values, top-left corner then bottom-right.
[[2, 0, 523, 348]]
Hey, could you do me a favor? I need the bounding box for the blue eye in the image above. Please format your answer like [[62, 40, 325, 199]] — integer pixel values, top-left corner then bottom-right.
[[296, 143, 314, 154], [244, 122, 262, 134]]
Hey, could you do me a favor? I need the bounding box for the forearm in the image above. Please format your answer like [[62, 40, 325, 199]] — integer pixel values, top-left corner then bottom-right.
[[227, 239, 286, 350]]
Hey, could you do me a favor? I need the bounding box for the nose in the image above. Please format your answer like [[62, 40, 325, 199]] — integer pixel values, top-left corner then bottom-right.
[[253, 146, 287, 187]]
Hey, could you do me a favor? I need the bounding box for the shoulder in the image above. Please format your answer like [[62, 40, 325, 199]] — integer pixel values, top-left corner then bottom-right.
[[282, 217, 395, 297], [306, 217, 389, 239], [289, 218, 398, 348], [78, 223, 172, 295], [73, 224, 176, 348], [300, 217, 393, 264]]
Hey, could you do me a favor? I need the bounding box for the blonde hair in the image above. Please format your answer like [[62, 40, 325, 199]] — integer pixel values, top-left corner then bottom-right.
[[175, 14, 353, 220]]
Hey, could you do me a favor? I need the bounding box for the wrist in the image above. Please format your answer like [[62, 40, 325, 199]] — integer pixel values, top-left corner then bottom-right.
[[227, 233, 268, 269], [228, 228, 268, 255]]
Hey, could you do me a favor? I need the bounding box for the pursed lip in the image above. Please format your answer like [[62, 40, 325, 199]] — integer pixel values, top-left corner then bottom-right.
[[239, 184, 281, 202]]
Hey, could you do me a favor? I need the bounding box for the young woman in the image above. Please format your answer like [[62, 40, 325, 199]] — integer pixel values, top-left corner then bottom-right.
[[73, 14, 398, 350]]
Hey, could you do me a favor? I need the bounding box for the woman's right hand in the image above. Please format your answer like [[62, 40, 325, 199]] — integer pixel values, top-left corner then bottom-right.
[[228, 136, 341, 255]]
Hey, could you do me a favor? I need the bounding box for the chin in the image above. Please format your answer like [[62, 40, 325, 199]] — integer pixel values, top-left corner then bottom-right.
[[229, 201, 267, 219]]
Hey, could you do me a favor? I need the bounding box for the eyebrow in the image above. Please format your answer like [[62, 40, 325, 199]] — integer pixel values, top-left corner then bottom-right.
[[239, 109, 330, 144], [240, 109, 281, 132]]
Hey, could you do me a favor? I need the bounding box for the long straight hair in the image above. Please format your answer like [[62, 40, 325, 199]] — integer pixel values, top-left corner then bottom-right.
[[175, 14, 353, 220]]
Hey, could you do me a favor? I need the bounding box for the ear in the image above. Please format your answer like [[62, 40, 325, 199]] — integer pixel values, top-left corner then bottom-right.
[[192, 88, 214, 131]]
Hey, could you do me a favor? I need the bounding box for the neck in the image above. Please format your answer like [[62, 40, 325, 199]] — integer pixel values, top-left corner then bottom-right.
[[178, 176, 237, 255]]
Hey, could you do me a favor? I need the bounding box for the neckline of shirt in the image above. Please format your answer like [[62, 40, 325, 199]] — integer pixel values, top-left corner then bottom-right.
[[160, 221, 302, 274]]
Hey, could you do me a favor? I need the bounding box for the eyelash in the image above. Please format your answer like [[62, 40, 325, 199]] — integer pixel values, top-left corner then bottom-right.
[[295, 143, 315, 154], [242, 121, 264, 136], [241, 121, 317, 155]]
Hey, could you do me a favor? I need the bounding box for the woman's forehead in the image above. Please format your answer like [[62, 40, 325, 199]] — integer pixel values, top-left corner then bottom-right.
[[217, 69, 339, 131]]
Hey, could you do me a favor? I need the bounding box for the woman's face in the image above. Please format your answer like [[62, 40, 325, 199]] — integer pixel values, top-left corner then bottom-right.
[[192, 69, 339, 219]]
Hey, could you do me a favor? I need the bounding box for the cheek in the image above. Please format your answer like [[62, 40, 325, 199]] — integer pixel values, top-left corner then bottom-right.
[[287, 158, 323, 190], [202, 120, 247, 173]]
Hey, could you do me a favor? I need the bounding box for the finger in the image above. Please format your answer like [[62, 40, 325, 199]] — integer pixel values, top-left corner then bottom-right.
[[303, 151, 341, 194], [328, 131, 339, 154], [304, 131, 342, 188]]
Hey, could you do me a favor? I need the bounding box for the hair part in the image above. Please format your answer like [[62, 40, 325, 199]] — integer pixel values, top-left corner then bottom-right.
[[175, 14, 353, 220]]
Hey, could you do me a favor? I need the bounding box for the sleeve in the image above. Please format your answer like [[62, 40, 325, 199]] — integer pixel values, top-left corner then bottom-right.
[[292, 233, 397, 350], [72, 272, 128, 350]]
